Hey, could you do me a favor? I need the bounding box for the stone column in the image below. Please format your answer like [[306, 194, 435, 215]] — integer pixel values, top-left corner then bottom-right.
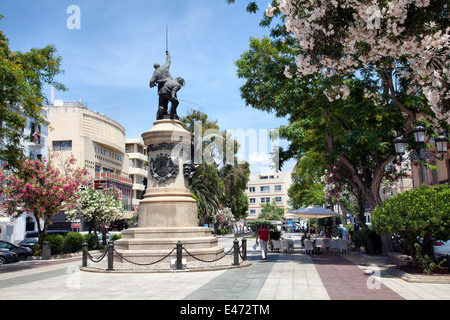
[[139, 119, 197, 228]]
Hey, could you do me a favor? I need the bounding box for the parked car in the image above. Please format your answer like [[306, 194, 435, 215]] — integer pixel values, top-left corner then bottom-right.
[[19, 237, 39, 250], [0, 249, 19, 265], [0, 240, 32, 261], [25, 230, 70, 238], [433, 240, 450, 259]]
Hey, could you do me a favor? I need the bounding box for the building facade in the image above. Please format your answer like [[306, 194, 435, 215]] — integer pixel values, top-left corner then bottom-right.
[[125, 138, 148, 208], [45, 100, 133, 213], [245, 172, 292, 220], [0, 110, 49, 243]]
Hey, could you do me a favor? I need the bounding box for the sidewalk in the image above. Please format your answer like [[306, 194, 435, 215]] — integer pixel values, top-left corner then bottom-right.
[[0, 233, 449, 300]]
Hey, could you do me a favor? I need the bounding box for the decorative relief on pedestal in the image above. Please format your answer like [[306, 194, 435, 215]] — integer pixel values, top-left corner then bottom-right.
[[183, 162, 197, 180], [149, 153, 179, 182], [147, 142, 176, 152]]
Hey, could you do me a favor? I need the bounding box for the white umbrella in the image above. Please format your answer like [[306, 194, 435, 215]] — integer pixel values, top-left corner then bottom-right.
[[286, 205, 340, 239]]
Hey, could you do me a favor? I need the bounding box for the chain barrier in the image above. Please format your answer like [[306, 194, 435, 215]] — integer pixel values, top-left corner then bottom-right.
[[182, 245, 235, 263], [82, 238, 247, 270], [238, 243, 245, 260], [85, 247, 108, 263], [113, 247, 176, 266]]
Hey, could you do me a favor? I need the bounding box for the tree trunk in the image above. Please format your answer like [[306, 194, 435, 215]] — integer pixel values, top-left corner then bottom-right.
[[338, 155, 395, 255], [338, 199, 348, 225]]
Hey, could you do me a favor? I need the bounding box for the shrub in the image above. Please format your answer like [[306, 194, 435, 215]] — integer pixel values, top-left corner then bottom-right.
[[270, 230, 282, 241], [64, 232, 84, 253], [110, 233, 122, 241], [354, 226, 382, 254], [43, 234, 64, 254], [372, 184, 450, 271], [84, 232, 99, 250]]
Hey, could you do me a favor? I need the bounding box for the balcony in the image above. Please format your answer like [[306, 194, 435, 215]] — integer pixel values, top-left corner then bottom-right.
[[132, 183, 146, 191], [128, 152, 148, 162], [128, 167, 148, 177], [94, 172, 132, 185]]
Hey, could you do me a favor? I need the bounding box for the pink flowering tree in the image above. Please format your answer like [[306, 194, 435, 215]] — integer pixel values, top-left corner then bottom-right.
[[0, 155, 89, 244], [231, 0, 448, 207], [210, 205, 234, 233], [263, 0, 449, 126]]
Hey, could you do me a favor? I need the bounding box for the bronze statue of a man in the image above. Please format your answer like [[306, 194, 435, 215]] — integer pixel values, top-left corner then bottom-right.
[[150, 51, 184, 120]]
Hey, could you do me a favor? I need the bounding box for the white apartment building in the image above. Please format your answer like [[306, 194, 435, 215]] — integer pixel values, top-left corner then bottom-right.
[[0, 109, 49, 243], [125, 138, 148, 208], [245, 172, 292, 220]]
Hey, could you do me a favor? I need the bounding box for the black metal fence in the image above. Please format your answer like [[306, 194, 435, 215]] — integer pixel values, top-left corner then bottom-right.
[[82, 238, 248, 271]]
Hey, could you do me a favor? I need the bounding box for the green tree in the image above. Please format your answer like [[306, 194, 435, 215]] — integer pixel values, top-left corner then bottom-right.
[[219, 162, 250, 220], [259, 199, 285, 221], [288, 153, 326, 209], [0, 16, 66, 168], [236, 36, 406, 210], [189, 163, 220, 225], [371, 184, 450, 272], [229, 0, 449, 255], [181, 110, 250, 223]]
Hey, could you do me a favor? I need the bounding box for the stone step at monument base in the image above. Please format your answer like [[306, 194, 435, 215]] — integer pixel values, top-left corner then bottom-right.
[[121, 227, 214, 239], [113, 227, 226, 264], [115, 237, 219, 250]]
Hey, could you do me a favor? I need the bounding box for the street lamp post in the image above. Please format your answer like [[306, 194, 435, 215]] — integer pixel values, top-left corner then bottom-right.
[[394, 126, 448, 186]]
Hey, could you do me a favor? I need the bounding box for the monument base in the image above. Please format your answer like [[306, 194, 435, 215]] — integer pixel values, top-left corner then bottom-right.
[[113, 227, 225, 264], [112, 118, 226, 267]]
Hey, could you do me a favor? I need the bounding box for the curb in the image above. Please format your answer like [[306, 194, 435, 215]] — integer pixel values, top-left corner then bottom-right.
[[350, 252, 450, 284], [80, 260, 252, 273], [387, 266, 450, 284], [29, 250, 104, 260]]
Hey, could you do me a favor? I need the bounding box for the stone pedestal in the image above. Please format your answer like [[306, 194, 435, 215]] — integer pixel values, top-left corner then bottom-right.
[[114, 119, 224, 264]]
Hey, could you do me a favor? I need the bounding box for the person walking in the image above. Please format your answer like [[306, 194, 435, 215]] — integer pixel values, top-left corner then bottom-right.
[[256, 223, 270, 260]]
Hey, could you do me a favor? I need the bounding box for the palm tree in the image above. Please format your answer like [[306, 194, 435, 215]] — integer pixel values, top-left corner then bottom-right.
[[189, 164, 220, 225]]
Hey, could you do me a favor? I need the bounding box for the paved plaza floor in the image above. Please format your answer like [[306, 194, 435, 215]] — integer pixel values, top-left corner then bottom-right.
[[1, 233, 449, 308]]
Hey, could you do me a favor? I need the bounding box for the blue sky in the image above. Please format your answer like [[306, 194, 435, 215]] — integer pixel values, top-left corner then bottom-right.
[[1, 0, 295, 173]]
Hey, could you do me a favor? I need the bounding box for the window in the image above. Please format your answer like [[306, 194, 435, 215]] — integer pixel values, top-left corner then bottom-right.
[[260, 197, 270, 203], [275, 185, 282, 191], [250, 210, 256, 215], [260, 186, 270, 192], [249, 186, 255, 192], [249, 198, 255, 204], [275, 197, 282, 203], [26, 217, 35, 232], [30, 122, 41, 144], [52, 140, 72, 151]]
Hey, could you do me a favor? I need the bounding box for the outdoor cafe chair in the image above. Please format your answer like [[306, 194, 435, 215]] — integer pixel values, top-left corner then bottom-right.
[[280, 239, 290, 253], [304, 239, 314, 254], [331, 239, 339, 252], [271, 240, 281, 252], [338, 239, 349, 253], [321, 238, 331, 251]]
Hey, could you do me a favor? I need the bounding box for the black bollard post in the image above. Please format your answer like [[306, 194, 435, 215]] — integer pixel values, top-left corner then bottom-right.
[[233, 238, 239, 266], [82, 242, 88, 267], [107, 241, 114, 271], [241, 237, 247, 261], [177, 241, 183, 270]]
